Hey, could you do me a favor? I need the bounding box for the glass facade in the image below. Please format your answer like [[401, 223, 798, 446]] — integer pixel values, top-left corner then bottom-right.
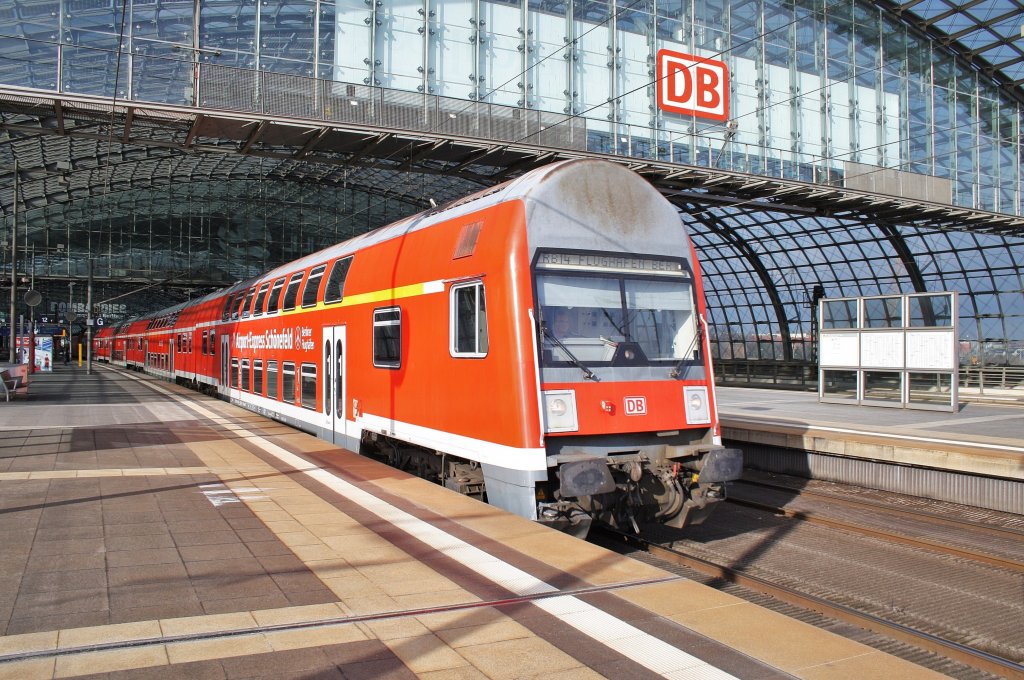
[[0, 0, 1021, 214], [0, 0, 1021, 374]]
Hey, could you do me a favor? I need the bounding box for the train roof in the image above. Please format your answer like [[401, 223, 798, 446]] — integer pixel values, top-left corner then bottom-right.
[[255, 158, 647, 282], [125, 159, 669, 323]]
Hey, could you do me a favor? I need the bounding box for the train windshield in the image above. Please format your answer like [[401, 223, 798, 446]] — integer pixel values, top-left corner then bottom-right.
[[537, 272, 700, 369]]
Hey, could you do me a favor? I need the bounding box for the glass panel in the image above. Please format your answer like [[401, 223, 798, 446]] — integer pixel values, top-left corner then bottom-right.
[[863, 297, 902, 328], [537, 272, 697, 365], [324, 257, 352, 304], [253, 360, 263, 395], [373, 308, 402, 368], [282, 362, 296, 403], [240, 287, 256, 318], [624, 279, 697, 361], [907, 372, 952, 406], [863, 370, 902, 401], [908, 294, 953, 327], [282, 273, 304, 311], [335, 340, 344, 417], [324, 341, 331, 416], [241, 359, 250, 391], [300, 364, 317, 409], [452, 283, 487, 356], [301, 265, 326, 308], [267, 279, 286, 313], [822, 299, 857, 329], [253, 283, 270, 316], [267, 360, 279, 399], [231, 359, 239, 388], [821, 370, 858, 399]]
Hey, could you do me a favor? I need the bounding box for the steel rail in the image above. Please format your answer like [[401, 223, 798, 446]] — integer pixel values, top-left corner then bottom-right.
[[594, 526, 1024, 679], [734, 478, 1024, 540], [726, 489, 1024, 573]]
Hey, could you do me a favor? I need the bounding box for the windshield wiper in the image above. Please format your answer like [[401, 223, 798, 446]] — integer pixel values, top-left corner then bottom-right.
[[541, 325, 600, 382]]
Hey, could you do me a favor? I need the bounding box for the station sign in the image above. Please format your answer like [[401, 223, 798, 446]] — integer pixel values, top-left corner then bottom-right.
[[656, 48, 729, 122]]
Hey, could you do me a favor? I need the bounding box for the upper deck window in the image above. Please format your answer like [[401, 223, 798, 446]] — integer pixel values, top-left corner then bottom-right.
[[252, 283, 270, 316], [266, 278, 285, 314], [240, 287, 256, 319], [221, 293, 237, 322], [282, 273, 304, 311], [301, 265, 326, 308], [323, 257, 353, 304]]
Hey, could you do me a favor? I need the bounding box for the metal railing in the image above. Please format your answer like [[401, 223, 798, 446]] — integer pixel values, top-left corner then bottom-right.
[[714, 359, 1024, 401]]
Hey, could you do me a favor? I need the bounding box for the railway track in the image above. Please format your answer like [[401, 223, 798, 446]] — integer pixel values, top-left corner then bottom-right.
[[729, 476, 1024, 573], [597, 525, 1022, 679], [593, 473, 1024, 680]]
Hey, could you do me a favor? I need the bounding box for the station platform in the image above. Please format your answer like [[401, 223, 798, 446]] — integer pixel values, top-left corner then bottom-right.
[[0, 365, 945, 679], [716, 386, 1024, 482]]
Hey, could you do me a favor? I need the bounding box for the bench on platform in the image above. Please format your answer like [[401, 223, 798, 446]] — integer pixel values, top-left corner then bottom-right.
[[1, 367, 29, 401]]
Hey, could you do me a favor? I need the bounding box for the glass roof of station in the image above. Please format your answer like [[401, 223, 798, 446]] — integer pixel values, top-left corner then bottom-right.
[[891, 0, 1024, 96]]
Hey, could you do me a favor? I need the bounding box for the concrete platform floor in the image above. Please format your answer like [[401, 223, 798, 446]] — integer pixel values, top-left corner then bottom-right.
[[0, 365, 946, 679]]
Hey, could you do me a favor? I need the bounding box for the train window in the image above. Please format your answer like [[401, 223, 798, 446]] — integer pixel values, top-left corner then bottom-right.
[[373, 307, 402, 369], [450, 281, 488, 357], [252, 283, 270, 317], [301, 265, 326, 308], [241, 359, 250, 392], [230, 293, 242, 321], [253, 360, 264, 395], [210, 331, 216, 355], [323, 257, 353, 304], [267, 361, 278, 399], [282, 273, 304, 311], [324, 341, 331, 417], [230, 359, 239, 389], [282, 362, 296, 403], [202, 331, 208, 355], [221, 294, 235, 322], [300, 363, 317, 409], [240, 287, 256, 319], [266, 278, 285, 314]]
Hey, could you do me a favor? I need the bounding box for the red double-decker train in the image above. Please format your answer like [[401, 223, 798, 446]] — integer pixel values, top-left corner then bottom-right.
[[94, 159, 741, 535]]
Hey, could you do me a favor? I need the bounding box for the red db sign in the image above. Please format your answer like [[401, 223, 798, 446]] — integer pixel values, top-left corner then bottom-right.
[[624, 397, 647, 416], [657, 49, 729, 122]]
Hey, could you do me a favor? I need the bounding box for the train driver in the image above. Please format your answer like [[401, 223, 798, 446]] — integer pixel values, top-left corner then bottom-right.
[[552, 308, 578, 339]]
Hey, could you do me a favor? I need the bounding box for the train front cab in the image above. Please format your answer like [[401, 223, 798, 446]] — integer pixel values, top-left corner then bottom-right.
[[529, 251, 742, 535]]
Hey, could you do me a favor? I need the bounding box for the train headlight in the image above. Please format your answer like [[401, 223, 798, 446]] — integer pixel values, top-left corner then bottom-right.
[[683, 386, 711, 424], [550, 398, 567, 417], [543, 390, 578, 433]]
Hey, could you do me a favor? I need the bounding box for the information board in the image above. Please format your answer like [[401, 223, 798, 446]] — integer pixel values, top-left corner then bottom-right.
[[860, 332, 904, 368], [820, 332, 859, 367], [818, 292, 958, 411], [905, 331, 956, 370]]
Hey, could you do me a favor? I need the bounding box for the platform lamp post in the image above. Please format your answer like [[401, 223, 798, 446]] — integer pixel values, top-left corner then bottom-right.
[[68, 280, 75, 363], [7, 159, 18, 364]]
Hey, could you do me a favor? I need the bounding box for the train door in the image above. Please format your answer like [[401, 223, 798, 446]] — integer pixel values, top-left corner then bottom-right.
[[169, 338, 175, 376], [322, 326, 348, 446], [220, 333, 230, 394]]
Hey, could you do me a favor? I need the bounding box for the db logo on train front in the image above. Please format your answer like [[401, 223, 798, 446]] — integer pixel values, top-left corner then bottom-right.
[[656, 48, 729, 122], [624, 397, 647, 416]]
